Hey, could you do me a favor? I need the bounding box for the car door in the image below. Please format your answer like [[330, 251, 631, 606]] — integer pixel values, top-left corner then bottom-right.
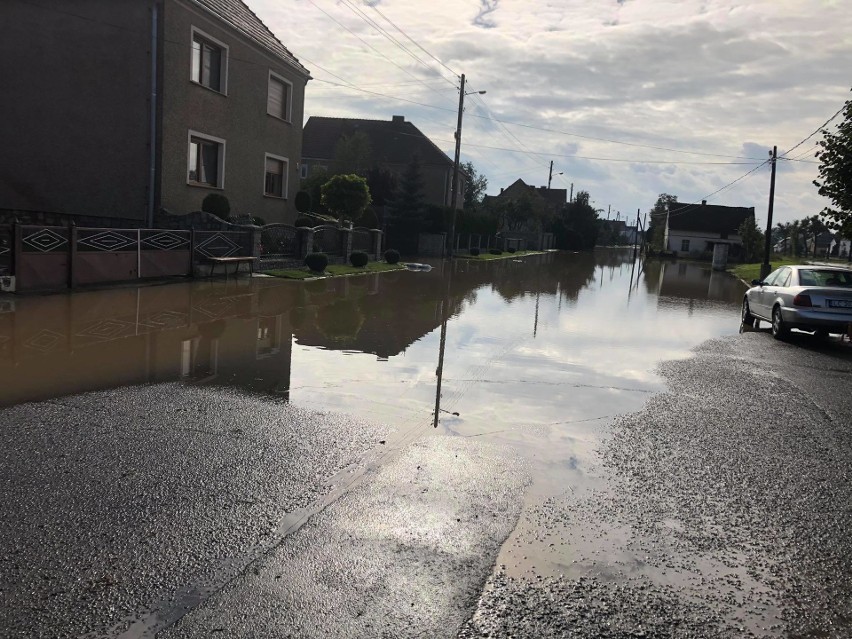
[[753, 268, 783, 317]]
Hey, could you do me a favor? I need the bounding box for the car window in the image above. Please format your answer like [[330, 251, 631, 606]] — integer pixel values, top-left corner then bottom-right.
[[778, 269, 792, 287], [798, 269, 852, 287], [763, 268, 784, 286]]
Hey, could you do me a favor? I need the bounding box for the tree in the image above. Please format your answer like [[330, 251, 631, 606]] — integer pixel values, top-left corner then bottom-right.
[[551, 191, 599, 250], [302, 167, 331, 215], [332, 132, 372, 176], [647, 193, 678, 250], [365, 166, 397, 207], [738, 216, 764, 262], [462, 161, 488, 210], [814, 89, 852, 239], [805, 215, 827, 257], [386, 155, 426, 230], [320, 174, 371, 223]]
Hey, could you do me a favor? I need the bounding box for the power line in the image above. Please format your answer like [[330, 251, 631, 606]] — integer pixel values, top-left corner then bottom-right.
[[666, 160, 770, 219], [780, 103, 847, 158]]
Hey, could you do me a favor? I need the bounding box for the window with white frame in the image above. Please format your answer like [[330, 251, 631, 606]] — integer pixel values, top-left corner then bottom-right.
[[264, 154, 288, 198], [681, 239, 690, 252], [188, 131, 225, 187], [267, 72, 292, 121], [191, 28, 228, 93]]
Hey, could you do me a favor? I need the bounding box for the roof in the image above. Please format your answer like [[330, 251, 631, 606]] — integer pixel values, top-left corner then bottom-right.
[[668, 202, 754, 235], [302, 116, 454, 167], [495, 179, 567, 207], [192, 0, 310, 76]]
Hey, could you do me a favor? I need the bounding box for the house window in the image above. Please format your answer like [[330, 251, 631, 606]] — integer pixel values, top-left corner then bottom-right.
[[267, 72, 292, 121], [681, 239, 690, 252], [191, 28, 228, 93], [264, 154, 288, 198], [188, 131, 225, 188], [300, 163, 308, 179]]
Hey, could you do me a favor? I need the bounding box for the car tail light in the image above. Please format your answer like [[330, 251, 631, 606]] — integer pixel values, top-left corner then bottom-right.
[[793, 294, 812, 307]]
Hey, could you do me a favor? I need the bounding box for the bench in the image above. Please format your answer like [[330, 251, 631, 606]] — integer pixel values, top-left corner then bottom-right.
[[205, 256, 257, 279]]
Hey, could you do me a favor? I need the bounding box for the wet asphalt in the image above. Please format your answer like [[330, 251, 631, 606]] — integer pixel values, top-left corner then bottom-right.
[[2, 329, 852, 638]]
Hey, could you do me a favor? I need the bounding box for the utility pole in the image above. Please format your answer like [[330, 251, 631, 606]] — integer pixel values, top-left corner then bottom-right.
[[447, 74, 466, 257], [547, 161, 554, 190], [760, 146, 777, 280], [569, 183, 573, 203], [607, 204, 611, 220]]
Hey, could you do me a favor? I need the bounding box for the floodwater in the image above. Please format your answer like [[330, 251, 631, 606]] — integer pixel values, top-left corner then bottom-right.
[[0, 249, 746, 478]]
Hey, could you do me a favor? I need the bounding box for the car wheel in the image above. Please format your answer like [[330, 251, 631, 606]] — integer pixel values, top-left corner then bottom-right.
[[741, 298, 755, 327], [771, 306, 789, 340]]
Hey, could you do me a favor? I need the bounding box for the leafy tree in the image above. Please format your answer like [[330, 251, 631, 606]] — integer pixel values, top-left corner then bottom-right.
[[365, 166, 397, 207], [647, 193, 678, 250], [738, 216, 764, 262], [294, 190, 311, 214], [462, 161, 488, 210], [332, 132, 372, 175], [551, 191, 599, 250], [320, 174, 372, 223], [805, 215, 827, 258], [302, 167, 330, 215], [814, 89, 852, 239]]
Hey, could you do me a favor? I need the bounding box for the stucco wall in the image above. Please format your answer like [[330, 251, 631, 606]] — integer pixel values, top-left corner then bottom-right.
[[667, 230, 743, 254], [160, 0, 308, 224], [0, 0, 153, 221]]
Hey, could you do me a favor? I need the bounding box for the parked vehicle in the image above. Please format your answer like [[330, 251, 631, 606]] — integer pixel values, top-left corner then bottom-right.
[[741, 265, 852, 339]]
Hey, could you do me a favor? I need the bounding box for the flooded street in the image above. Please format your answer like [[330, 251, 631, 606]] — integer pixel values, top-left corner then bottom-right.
[[8, 250, 852, 638]]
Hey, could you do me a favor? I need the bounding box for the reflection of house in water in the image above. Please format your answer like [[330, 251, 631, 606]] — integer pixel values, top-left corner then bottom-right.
[[652, 261, 743, 312]]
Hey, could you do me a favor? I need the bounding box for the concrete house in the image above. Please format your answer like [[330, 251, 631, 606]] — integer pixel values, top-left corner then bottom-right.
[[1, 0, 310, 226], [488, 179, 568, 214], [301, 116, 465, 210], [664, 201, 755, 257]]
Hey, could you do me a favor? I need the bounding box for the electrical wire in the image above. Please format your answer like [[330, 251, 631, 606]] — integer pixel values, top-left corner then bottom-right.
[[665, 160, 770, 219], [780, 103, 847, 158]]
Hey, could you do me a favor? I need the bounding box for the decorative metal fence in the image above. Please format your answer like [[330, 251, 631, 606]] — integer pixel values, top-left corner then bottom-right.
[[351, 228, 372, 252], [312, 225, 342, 256], [0, 226, 12, 278], [259, 224, 300, 269]]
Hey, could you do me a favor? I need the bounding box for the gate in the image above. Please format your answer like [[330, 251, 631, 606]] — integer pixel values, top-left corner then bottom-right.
[[351, 227, 372, 252], [259, 224, 299, 269], [312, 225, 342, 256]]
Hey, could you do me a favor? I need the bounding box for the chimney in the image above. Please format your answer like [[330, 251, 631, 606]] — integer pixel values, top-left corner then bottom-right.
[[500, 187, 504, 194], [702, 200, 707, 206], [392, 115, 404, 123]]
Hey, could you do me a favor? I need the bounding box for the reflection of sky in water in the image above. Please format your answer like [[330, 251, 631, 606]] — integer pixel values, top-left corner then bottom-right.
[[289, 254, 746, 467]]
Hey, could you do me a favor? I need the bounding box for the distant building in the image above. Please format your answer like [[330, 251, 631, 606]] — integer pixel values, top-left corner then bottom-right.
[[664, 201, 755, 257], [1, 0, 310, 225], [301, 115, 464, 209], [487, 179, 568, 214]]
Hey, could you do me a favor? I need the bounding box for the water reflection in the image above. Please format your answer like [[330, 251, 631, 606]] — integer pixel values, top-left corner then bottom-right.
[[0, 252, 745, 423]]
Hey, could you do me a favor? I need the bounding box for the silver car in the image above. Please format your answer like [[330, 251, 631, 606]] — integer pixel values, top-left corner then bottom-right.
[[742, 265, 852, 339]]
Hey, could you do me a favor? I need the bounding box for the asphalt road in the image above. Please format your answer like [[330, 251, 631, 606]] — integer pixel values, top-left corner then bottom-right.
[[2, 329, 851, 638]]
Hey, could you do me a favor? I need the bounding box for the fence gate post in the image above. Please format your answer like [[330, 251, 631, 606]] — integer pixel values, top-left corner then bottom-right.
[[137, 229, 142, 279], [68, 223, 76, 289]]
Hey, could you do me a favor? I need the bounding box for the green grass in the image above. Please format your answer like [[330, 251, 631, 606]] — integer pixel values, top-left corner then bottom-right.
[[456, 250, 545, 261], [728, 257, 803, 282], [262, 262, 405, 280]]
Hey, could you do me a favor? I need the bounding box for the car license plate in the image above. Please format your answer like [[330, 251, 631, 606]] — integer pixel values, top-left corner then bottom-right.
[[828, 299, 852, 308]]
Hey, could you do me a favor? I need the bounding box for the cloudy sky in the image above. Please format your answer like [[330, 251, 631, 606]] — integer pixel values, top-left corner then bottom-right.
[[256, 0, 850, 226]]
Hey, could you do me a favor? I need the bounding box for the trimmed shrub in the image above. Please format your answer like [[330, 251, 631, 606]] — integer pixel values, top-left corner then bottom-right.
[[469, 247, 481, 256], [508, 247, 517, 254], [295, 190, 312, 214], [349, 251, 369, 267], [305, 252, 329, 273], [294, 217, 313, 227], [252, 216, 266, 226], [384, 249, 400, 264], [490, 249, 502, 255], [201, 193, 230, 220]]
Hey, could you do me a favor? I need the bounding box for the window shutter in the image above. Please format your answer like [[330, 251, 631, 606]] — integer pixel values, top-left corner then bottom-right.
[[268, 78, 285, 119]]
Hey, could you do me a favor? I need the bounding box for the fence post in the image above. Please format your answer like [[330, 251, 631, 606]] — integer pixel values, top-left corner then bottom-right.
[[13, 224, 21, 285], [341, 227, 353, 262], [371, 229, 382, 260], [137, 228, 142, 279], [189, 228, 196, 277]]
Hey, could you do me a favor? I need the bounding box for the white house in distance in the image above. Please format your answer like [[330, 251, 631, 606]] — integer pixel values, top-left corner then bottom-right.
[[664, 201, 755, 258]]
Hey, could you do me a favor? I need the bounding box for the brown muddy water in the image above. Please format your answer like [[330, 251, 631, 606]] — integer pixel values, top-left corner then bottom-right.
[[0, 249, 745, 575]]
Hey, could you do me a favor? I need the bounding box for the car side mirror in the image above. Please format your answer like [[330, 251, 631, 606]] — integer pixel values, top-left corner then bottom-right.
[[751, 279, 763, 286]]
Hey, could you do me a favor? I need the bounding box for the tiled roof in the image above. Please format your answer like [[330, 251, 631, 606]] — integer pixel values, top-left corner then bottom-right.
[[193, 0, 309, 76], [302, 116, 454, 167], [494, 179, 567, 208], [668, 203, 754, 235]]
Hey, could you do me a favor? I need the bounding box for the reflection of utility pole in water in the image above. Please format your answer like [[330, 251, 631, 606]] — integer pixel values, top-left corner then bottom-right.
[[432, 259, 453, 428]]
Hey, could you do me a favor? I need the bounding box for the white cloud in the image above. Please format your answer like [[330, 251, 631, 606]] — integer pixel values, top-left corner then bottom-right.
[[254, 0, 851, 225]]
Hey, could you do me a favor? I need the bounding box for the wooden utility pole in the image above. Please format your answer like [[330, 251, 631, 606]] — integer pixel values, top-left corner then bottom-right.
[[547, 161, 554, 190], [760, 146, 777, 280], [448, 74, 466, 258]]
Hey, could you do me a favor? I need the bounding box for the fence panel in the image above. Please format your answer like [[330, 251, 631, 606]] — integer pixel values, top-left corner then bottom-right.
[[351, 228, 372, 252], [140, 230, 191, 278], [74, 228, 139, 285], [16, 226, 70, 292], [0, 226, 11, 277], [194, 230, 251, 259], [312, 225, 342, 256]]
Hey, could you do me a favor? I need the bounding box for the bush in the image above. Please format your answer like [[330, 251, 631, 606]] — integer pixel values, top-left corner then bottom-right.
[[470, 247, 481, 256], [201, 193, 230, 220], [349, 251, 369, 267], [305, 252, 329, 273], [490, 249, 502, 255], [384, 249, 400, 264], [508, 247, 516, 254], [294, 217, 313, 228], [252, 216, 266, 226], [294, 191, 311, 214]]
